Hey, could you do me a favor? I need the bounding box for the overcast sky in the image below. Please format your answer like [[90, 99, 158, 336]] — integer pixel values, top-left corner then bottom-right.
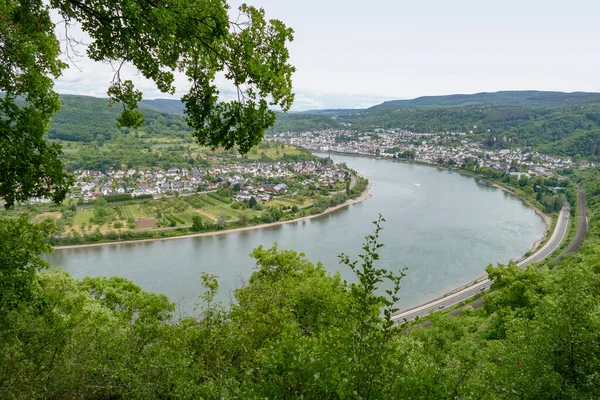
[[53, 0, 600, 110]]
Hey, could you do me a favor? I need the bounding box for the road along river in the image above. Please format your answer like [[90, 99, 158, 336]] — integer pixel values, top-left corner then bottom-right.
[[392, 204, 570, 322], [45, 155, 546, 316]]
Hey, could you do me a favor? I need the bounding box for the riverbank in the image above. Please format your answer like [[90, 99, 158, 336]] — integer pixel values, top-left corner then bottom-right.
[[393, 202, 571, 322], [53, 184, 373, 250], [407, 160, 553, 255], [489, 183, 551, 227], [48, 152, 547, 320], [489, 183, 553, 257]]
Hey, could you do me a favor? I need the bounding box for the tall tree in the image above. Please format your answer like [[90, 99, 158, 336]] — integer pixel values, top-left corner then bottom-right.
[[0, 0, 295, 206]]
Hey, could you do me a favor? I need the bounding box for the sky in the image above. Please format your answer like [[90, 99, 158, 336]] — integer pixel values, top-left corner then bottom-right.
[[52, 0, 600, 110]]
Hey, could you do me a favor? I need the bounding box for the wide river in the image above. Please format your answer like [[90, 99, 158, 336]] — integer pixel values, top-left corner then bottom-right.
[[45, 154, 546, 315]]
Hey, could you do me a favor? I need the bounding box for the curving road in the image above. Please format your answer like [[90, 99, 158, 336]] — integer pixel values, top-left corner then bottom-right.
[[391, 204, 570, 323], [554, 186, 588, 262]]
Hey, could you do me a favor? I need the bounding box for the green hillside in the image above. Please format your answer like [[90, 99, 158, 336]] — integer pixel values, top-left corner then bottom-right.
[[370, 90, 600, 110], [48, 96, 191, 143], [139, 98, 186, 115], [538, 130, 600, 158], [268, 112, 342, 132]]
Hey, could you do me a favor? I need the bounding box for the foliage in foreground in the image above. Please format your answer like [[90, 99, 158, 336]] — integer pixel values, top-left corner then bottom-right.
[[3, 165, 600, 399], [1, 0, 294, 206]]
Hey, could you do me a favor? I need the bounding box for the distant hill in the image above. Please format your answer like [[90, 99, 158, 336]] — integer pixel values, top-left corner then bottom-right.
[[49, 95, 190, 142], [369, 91, 600, 111], [290, 91, 600, 117], [268, 112, 342, 133], [139, 98, 186, 115], [297, 109, 360, 115]]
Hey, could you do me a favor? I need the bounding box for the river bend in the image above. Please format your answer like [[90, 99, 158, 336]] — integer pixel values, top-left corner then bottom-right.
[[45, 155, 546, 314]]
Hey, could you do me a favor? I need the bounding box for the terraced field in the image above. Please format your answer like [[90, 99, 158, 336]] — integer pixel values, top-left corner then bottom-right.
[[58, 193, 304, 232], [118, 204, 146, 220]]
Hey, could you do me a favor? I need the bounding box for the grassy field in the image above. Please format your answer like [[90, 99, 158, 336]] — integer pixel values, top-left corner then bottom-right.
[[118, 204, 146, 220], [31, 212, 61, 223], [245, 144, 303, 160]]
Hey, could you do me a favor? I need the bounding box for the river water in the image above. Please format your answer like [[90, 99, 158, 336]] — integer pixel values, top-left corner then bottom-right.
[[44, 155, 546, 315]]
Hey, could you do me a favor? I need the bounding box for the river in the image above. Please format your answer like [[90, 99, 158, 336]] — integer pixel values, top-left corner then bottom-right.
[[44, 154, 546, 315]]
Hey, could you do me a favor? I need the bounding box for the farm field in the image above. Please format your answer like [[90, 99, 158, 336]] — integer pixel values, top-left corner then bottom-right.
[[28, 192, 311, 236], [244, 144, 304, 160], [53, 133, 310, 173]]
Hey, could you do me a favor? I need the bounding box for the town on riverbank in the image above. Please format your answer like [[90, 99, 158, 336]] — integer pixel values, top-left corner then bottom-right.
[[268, 128, 582, 220], [4, 154, 369, 246], [269, 128, 596, 175]]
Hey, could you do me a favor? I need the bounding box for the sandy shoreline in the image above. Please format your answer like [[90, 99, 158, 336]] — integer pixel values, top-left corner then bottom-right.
[[54, 184, 373, 250]]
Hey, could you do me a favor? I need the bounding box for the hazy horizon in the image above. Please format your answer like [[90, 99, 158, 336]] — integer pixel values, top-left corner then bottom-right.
[[52, 0, 600, 110], [54, 88, 600, 113]]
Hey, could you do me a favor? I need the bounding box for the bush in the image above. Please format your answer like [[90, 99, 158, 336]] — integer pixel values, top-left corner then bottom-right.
[[166, 215, 177, 227], [248, 196, 257, 208], [104, 194, 133, 202], [261, 213, 274, 223], [191, 216, 203, 232]]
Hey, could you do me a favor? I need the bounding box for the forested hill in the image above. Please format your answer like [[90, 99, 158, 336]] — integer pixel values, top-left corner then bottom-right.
[[139, 98, 186, 115], [48, 96, 191, 143], [370, 90, 600, 110], [270, 91, 600, 159], [49, 95, 348, 144]]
